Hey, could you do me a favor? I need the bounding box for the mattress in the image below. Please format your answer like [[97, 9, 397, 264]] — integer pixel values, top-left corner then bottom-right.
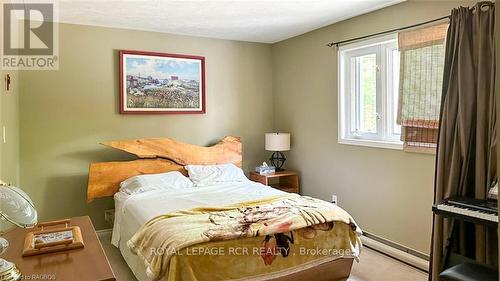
[[113, 181, 289, 280], [112, 181, 359, 281], [112, 181, 286, 247]]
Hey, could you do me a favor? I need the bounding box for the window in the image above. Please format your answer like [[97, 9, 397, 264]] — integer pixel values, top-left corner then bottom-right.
[[338, 34, 402, 149], [338, 25, 447, 151]]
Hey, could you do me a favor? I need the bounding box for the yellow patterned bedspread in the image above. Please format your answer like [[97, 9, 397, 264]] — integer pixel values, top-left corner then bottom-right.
[[128, 194, 362, 281]]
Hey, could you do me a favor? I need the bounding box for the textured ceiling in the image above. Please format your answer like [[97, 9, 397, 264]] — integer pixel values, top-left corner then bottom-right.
[[52, 0, 403, 43]]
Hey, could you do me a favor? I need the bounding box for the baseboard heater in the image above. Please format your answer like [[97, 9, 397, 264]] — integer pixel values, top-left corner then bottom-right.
[[361, 232, 429, 272]]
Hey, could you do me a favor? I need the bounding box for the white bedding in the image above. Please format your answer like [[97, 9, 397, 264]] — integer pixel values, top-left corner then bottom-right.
[[112, 180, 287, 280]]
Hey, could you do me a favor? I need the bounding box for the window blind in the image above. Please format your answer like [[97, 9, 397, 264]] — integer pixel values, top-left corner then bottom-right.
[[397, 24, 447, 153]]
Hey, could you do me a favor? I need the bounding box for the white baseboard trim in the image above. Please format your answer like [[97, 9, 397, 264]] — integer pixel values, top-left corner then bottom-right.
[[361, 234, 429, 272]]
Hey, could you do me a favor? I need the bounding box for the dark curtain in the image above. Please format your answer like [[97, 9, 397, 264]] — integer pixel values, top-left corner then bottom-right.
[[430, 2, 496, 280]]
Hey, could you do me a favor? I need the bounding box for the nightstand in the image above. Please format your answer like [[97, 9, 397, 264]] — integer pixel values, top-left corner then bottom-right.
[[249, 170, 300, 194], [2, 216, 115, 281]]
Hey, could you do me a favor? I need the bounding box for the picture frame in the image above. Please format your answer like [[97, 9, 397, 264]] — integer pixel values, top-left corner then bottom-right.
[[22, 219, 84, 257], [119, 50, 206, 114]]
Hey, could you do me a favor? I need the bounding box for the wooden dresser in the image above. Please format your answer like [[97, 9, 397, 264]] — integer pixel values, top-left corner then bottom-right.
[[2, 216, 115, 281]]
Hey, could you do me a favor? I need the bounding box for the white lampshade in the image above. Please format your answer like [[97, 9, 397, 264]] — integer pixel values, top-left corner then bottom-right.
[[0, 183, 37, 281], [0, 184, 37, 228], [265, 133, 291, 151]]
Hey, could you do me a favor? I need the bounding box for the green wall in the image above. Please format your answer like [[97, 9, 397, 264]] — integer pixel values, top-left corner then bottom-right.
[[0, 69, 20, 186], [19, 23, 274, 229], [271, 0, 476, 254], [15, 0, 493, 258]]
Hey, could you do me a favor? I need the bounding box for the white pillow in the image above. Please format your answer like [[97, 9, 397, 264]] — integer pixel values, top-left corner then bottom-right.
[[119, 171, 193, 195], [185, 163, 248, 186]]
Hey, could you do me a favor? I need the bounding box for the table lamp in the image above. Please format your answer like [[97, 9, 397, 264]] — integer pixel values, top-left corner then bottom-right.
[[265, 133, 290, 171], [0, 181, 37, 281]]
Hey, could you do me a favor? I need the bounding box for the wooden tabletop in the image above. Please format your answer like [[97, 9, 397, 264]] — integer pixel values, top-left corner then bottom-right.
[[2, 216, 115, 281], [250, 170, 298, 178]]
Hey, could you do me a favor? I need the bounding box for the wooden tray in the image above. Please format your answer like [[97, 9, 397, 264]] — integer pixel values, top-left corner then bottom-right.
[[23, 219, 84, 257]]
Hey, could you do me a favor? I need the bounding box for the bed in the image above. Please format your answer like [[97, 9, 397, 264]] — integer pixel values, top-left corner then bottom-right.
[[87, 136, 361, 281]]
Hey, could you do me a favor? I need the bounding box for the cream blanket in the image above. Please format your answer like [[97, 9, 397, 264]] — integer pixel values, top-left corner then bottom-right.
[[128, 194, 361, 281]]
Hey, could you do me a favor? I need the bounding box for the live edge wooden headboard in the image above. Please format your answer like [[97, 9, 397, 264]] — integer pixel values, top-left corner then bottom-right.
[[87, 136, 242, 202]]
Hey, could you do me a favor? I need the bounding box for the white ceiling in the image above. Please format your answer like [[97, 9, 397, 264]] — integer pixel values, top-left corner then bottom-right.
[[54, 0, 403, 43]]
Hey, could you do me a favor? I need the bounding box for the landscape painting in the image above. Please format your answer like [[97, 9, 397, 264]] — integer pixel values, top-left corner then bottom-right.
[[119, 50, 205, 114]]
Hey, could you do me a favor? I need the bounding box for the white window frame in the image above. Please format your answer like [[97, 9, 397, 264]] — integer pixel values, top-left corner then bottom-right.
[[338, 34, 403, 150]]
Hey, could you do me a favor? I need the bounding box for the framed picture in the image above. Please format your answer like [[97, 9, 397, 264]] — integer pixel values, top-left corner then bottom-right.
[[119, 50, 205, 114], [22, 219, 84, 257]]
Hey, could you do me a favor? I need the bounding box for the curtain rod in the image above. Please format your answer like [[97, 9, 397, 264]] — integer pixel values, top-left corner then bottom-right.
[[326, 15, 450, 48]]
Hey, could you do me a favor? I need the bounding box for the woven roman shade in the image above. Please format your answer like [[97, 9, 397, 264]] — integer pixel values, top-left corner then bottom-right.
[[397, 24, 448, 153]]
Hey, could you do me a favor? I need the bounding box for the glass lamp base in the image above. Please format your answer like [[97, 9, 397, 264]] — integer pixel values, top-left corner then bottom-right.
[[0, 259, 21, 281]]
